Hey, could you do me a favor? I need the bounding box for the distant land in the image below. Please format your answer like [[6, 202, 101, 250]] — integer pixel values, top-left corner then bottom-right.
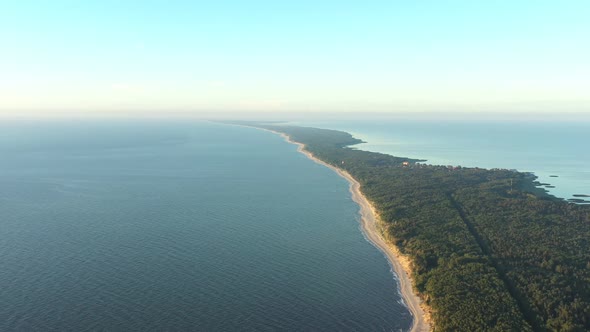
[[226, 121, 590, 332]]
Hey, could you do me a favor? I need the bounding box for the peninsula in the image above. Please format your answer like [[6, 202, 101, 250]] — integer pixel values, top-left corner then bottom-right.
[[238, 123, 590, 332]]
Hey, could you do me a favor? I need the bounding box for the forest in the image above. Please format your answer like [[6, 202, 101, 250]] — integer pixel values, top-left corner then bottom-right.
[[251, 124, 590, 332]]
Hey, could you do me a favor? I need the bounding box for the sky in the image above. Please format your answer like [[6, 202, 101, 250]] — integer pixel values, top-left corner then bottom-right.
[[1, 0, 589, 116]]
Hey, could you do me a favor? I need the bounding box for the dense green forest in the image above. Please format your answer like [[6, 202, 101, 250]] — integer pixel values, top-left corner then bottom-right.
[[250, 124, 590, 332]]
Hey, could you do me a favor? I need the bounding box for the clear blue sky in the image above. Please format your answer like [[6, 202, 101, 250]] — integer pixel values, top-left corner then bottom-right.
[[1, 0, 589, 115]]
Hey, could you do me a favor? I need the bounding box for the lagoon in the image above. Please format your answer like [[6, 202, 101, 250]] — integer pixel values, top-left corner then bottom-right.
[[305, 118, 590, 201]]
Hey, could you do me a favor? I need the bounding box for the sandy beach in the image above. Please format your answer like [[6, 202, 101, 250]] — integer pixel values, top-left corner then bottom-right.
[[268, 129, 431, 332]]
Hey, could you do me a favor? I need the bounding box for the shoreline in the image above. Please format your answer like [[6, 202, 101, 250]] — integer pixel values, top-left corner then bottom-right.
[[264, 128, 431, 332]]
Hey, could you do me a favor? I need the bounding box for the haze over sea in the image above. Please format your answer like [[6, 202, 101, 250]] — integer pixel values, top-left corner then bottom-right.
[[0, 120, 411, 331], [305, 118, 590, 201]]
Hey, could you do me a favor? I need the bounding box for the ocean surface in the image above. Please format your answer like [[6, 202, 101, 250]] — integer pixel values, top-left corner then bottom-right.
[[0, 120, 411, 331], [305, 119, 590, 201]]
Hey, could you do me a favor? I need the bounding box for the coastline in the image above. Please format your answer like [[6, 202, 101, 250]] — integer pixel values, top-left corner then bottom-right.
[[264, 128, 431, 332]]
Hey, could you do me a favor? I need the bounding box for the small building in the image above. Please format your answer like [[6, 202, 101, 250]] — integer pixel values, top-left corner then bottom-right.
[[402, 161, 410, 167]]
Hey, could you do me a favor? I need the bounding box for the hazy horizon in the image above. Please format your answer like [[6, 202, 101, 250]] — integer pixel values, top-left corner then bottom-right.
[[2, 111, 590, 124], [2, 1, 589, 116]]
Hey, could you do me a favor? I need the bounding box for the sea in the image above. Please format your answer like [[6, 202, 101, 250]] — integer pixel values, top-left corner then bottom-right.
[[0, 120, 411, 331], [305, 118, 590, 201]]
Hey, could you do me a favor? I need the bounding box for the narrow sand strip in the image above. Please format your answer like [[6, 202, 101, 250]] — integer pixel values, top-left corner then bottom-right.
[[267, 129, 431, 332]]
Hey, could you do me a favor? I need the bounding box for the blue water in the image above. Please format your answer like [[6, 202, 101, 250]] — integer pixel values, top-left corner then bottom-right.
[[305, 119, 590, 201], [0, 120, 411, 331]]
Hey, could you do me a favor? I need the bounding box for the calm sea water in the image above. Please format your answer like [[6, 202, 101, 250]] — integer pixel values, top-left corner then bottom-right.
[[0, 120, 411, 331], [305, 119, 590, 201]]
